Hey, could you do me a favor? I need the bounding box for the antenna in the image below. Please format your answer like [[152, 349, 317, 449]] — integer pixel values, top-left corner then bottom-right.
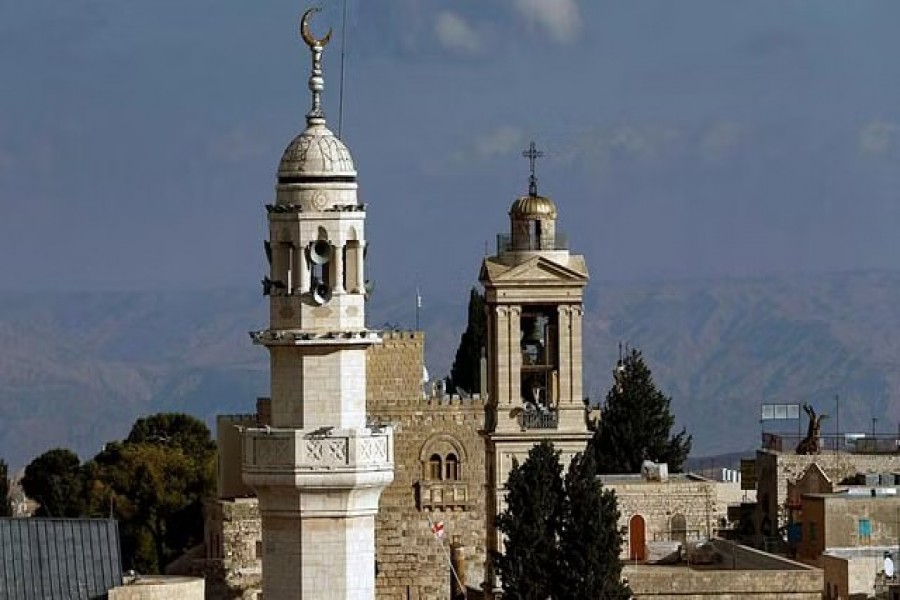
[[338, 0, 349, 138]]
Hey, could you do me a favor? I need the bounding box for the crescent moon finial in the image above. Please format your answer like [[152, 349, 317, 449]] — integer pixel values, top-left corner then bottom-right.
[[300, 7, 333, 49], [299, 7, 331, 124]]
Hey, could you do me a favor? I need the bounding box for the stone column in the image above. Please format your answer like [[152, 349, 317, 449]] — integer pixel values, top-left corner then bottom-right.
[[331, 242, 345, 293]]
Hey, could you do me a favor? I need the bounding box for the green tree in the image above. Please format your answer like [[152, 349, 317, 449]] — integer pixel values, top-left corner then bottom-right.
[[493, 440, 564, 599], [558, 451, 630, 600], [0, 459, 12, 517], [126, 412, 217, 458], [590, 348, 692, 474], [85, 412, 216, 573], [22, 448, 85, 517], [449, 287, 486, 394]]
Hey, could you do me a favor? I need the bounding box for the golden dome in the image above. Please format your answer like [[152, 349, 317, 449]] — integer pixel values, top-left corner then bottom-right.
[[509, 194, 558, 219]]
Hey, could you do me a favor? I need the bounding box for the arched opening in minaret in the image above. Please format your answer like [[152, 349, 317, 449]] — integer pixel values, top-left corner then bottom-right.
[[308, 227, 333, 302]]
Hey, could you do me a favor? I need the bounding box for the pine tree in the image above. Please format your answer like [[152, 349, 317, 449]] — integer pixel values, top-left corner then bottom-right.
[[493, 440, 564, 599], [22, 448, 85, 517], [559, 451, 631, 600], [591, 348, 692, 474], [0, 460, 12, 517], [449, 287, 486, 394]]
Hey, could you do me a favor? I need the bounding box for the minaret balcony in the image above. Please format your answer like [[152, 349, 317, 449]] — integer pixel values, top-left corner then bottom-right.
[[242, 427, 394, 487]]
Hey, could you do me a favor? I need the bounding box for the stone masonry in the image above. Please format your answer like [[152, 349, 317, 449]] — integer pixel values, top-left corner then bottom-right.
[[756, 449, 900, 527], [368, 331, 488, 600]]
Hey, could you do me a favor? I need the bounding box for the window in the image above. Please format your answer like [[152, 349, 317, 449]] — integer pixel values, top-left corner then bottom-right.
[[859, 518, 872, 544], [428, 454, 443, 480], [445, 454, 459, 481], [809, 522, 817, 542]]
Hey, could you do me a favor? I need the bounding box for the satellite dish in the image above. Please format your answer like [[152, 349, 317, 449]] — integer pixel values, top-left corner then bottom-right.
[[885, 555, 894, 579]]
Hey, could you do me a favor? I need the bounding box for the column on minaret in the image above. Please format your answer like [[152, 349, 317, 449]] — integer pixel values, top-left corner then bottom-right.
[[294, 239, 310, 294], [331, 241, 345, 293], [355, 241, 365, 293]]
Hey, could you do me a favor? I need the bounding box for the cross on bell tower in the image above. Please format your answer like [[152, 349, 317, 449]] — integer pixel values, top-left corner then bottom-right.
[[522, 140, 544, 197]]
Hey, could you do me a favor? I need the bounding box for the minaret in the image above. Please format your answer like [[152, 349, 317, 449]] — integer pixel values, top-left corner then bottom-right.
[[242, 9, 393, 599], [479, 141, 590, 587]]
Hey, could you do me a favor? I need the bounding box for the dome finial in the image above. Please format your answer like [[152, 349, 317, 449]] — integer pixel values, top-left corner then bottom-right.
[[522, 140, 544, 197], [300, 8, 333, 125]]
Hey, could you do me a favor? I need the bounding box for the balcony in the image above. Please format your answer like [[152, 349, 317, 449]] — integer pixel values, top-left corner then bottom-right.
[[521, 408, 558, 430], [761, 432, 900, 455], [496, 233, 568, 254], [417, 481, 470, 511]]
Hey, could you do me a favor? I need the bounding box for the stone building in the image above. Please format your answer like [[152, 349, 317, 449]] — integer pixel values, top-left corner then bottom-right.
[[480, 144, 593, 586], [202, 8, 771, 599], [603, 472, 726, 561], [756, 447, 900, 530]]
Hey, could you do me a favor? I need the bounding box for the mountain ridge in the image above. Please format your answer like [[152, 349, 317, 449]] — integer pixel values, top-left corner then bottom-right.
[[1, 270, 898, 469]]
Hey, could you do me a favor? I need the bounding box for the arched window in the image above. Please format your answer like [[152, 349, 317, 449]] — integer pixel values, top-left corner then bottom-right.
[[428, 454, 443, 480], [445, 454, 459, 481]]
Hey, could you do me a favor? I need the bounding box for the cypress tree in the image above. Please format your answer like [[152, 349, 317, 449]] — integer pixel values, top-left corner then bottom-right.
[[559, 451, 631, 600], [493, 440, 564, 599], [449, 287, 486, 394]]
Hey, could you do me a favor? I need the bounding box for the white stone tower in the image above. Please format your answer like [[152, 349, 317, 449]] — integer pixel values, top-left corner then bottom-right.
[[480, 142, 590, 587], [242, 9, 393, 599]]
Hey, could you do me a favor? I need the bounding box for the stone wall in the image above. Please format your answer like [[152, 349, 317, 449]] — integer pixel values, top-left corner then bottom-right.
[[624, 544, 821, 600], [368, 331, 488, 600], [757, 450, 900, 526], [606, 475, 728, 557], [108, 576, 206, 600], [197, 498, 262, 599]]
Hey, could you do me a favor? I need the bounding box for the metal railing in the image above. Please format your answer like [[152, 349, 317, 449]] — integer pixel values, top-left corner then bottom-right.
[[496, 233, 569, 254], [521, 410, 559, 430], [762, 432, 900, 454]]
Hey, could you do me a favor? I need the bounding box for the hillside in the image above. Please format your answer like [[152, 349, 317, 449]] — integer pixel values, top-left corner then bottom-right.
[[1, 271, 899, 468]]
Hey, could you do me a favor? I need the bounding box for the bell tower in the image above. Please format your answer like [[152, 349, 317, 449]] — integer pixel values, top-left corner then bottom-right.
[[480, 142, 591, 584], [242, 9, 393, 599]]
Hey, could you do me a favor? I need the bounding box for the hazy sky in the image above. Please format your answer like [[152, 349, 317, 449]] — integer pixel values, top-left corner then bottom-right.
[[2, 0, 899, 300]]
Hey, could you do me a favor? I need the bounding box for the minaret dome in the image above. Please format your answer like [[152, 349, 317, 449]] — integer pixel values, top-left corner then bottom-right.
[[275, 7, 357, 210]]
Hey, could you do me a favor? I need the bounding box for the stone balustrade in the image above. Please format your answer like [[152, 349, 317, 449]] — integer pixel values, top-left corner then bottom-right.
[[242, 427, 393, 473]]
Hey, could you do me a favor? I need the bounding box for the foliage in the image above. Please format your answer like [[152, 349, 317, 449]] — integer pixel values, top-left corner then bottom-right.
[[494, 440, 564, 599], [84, 412, 215, 573], [0, 459, 12, 517], [495, 440, 630, 598], [590, 348, 692, 474], [22, 448, 85, 517], [21, 412, 215, 574], [126, 412, 217, 458], [449, 287, 486, 394], [558, 451, 630, 600]]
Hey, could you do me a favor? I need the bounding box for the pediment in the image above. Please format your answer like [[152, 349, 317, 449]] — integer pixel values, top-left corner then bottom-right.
[[481, 255, 588, 285]]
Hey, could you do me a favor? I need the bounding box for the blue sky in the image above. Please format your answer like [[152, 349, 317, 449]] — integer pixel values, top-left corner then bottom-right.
[[2, 0, 899, 300]]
